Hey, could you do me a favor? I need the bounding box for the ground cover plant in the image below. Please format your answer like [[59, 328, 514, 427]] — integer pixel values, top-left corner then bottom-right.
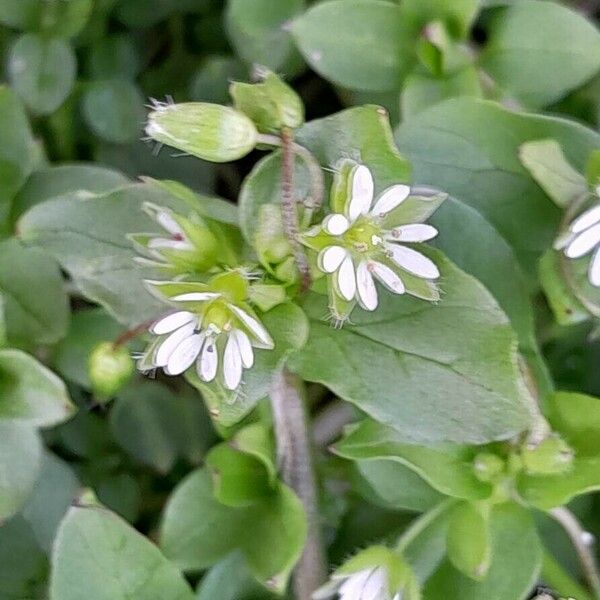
[[1, 1, 600, 599]]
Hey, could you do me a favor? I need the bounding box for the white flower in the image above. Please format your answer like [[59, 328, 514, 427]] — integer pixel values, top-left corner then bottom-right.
[[303, 162, 443, 320], [139, 293, 273, 390], [555, 196, 600, 287], [314, 567, 401, 600]]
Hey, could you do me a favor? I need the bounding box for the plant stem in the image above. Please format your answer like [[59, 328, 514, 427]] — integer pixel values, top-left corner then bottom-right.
[[270, 369, 327, 600], [550, 507, 600, 598]]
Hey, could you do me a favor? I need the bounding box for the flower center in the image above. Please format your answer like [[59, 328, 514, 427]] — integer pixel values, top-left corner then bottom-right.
[[202, 302, 231, 331], [343, 217, 381, 253]]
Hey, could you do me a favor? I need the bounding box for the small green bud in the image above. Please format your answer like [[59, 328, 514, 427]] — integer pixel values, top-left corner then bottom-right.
[[88, 342, 134, 402], [145, 101, 258, 162], [472, 452, 505, 483], [521, 435, 574, 475], [230, 69, 304, 133]]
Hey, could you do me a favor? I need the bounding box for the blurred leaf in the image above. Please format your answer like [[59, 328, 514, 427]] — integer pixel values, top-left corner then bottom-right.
[[400, 0, 480, 38], [226, 0, 304, 76], [8, 34, 76, 115], [51, 501, 196, 600], [396, 98, 600, 273], [115, 0, 188, 28], [0, 238, 69, 346], [21, 452, 80, 552], [0, 423, 42, 520], [186, 302, 309, 427], [290, 252, 532, 445], [423, 503, 542, 600], [0, 349, 74, 427], [293, 0, 416, 92], [94, 473, 141, 523], [190, 55, 248, 104], [11, 163, 129, 222], [335, 420, 490, 500], [480, 1, 600, 108], [160, 468, 306, 593], [111, 380, 213, 472], [87, 35, 141, 80], [82, 80, 146, 144], [519, 139, 588, 208]]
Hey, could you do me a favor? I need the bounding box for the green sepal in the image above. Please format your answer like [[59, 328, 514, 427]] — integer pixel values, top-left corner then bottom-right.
[[586, 149, 600, 187], [248, 283, 287, 312], [520, 435, 574, 476], [382, 190, 447, 229], [330, 158, 359, 215]]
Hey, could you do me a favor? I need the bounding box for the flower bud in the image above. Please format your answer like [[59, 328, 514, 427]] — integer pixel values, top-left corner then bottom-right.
[[230, 69, 304, 133], [145, 101, 258, 162], [521, 435, 574, 475], [88, 342, 134, 402], [472, 452, 505, 483]]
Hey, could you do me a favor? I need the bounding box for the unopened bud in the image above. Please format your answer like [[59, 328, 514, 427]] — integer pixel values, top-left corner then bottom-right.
[[88, 342, 134, 402], [521, 435, 574, 475]]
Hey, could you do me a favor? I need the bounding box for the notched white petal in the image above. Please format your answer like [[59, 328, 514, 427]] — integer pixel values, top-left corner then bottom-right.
[[371, 261, 405, 294], [571, 205, 600, 233], [356, 261, 378, 311], [371, 184, 411, 216], [165, 333, 204, 375], [155, 322, 196, 366], [565, 223, 600, 258], [148, 238, 193, 251], [336, 255, 356, 301], [198, 338, 218, 382], [590, 247, 600, 287], [223, 334, 243, 390], [172, 292, 221, 302], [156, 210, 185, 236], [388, 244, 440, 279], [151, 311, 195, 335], [319, 245, 348, 273], [386, 223, 438, 243], [232, 328, 254, 368], [347, 164, 374, 222], [323, 213, 350, 235]]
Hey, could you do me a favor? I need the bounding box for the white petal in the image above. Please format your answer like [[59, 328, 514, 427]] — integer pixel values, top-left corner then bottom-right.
[[148, 238, 193, 251], [198, 338, 218, 382], [223, 334, 243, 390], [156, 210, 184, 236], [172, 292, 221, 302], [565, 223, 600, 258], [388, 244, 440, 279], [356, 261, 378, 311], [319, 245, 348, 273], [229, 305, 274, 349], [232, 328, 254, 368], [323, 213, 350, 235], [361, 568, 387, 600], [347, 165, 374, 221], [151, 311, 195, 334], [386, 223, 438, 243], [571, 205, 600, 233], [165, 333, 204, 375], [371, 184, 411, 216], [312, 579, 342, 600], [339, 570, 372, 599], [371, 261, 405, 294], [590, 247, 600, 287], [336, 255, 356, 301], [155, 322, 196, 366]]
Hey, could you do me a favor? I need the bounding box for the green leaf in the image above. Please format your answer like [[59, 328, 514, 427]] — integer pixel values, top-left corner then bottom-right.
[[335, 420, 491, 500], [354, 460, 445, 512], [226, 0, 305, 76], [111, 380, 214, 472], [519, 139, 588, 208], [396, 98, 600, 272], [50, 500, 196, 600], [11, 163, 129, 222], [0, 349, 74, 427], [82, 80, 146, 144], [481, 1, 600, 109], [160, 468, 306, 593], [290, 251, 532, 445], [186, 302, 309, 427], [400, 0, 480, 38], [190, 55, 248, 105], [0, 423, 42, 520], [297, 105, 411, 188], [446, 501, 491, 580], [0, 238, 70, 346], [401, 67, 482, 119], [21, 452, 80, 552], [0, 86, 37, 231], [87, 35, 141, 81], [292, 0, 417, 92], [8, 34, 76, 115], [423, 503, 542, 600]]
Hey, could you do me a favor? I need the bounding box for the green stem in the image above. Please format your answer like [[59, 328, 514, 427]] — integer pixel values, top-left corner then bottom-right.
[[541, 550, 594, 600]]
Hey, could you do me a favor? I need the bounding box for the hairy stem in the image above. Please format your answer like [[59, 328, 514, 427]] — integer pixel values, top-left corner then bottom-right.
[[550, 507, 600, 598], [270, 369, 327, 599]]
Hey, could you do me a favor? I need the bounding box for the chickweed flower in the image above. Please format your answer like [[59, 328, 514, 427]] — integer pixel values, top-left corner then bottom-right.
[[313, 546, 420, 600], [302, 160, 445, 324], [137, 272, 274, 390], [555, 185, 600, 287]]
